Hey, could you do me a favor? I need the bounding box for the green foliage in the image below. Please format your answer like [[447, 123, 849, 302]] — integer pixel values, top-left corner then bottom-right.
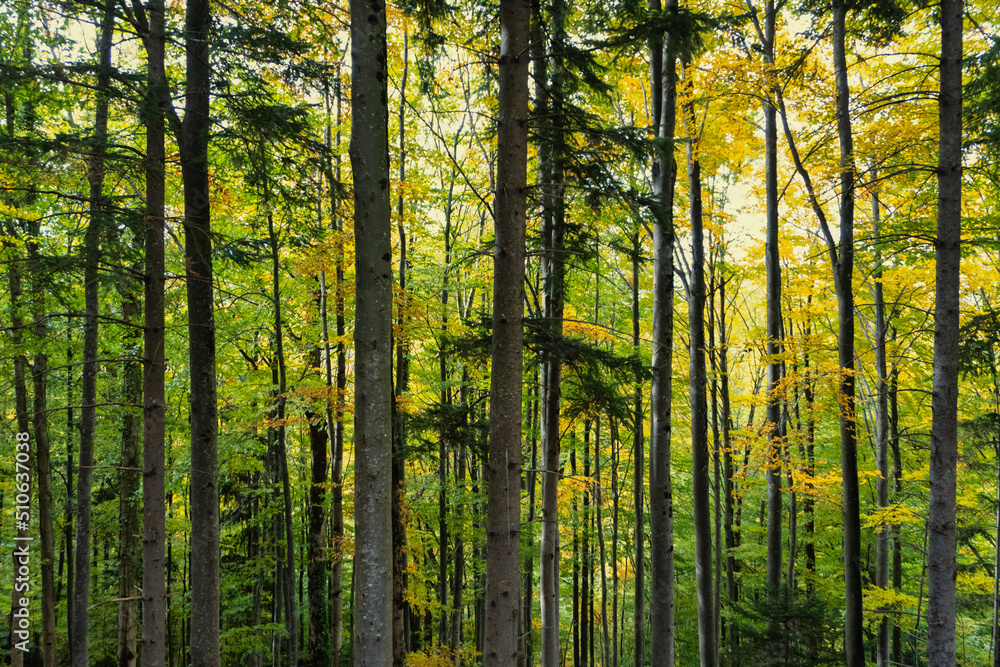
[[724, 586, 844, 666]]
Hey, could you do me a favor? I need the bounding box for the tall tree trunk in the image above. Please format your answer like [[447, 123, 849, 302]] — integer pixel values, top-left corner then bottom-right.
[[872, 177, 891, 667], [539, 0, 567, 661], [649, 0, 677, 663], [763, 0, 783, 601], [141, 1, 168, 661], [719, 272, 738, 656], [682, 59, 716, 667], [582, 424, 591, 667], [264, 160, 299, 667], [326, 66, 347, 667], [523, 373, 540, 667], [180, 0, 220, 661], [24, 199, 56, 667], [350, 0, 394, 663], [831, 4, 864, 663], [890, 343, 902, 665], [117, 241, 143, 667], [483, 0, 529, 663], [631, 231, 646, 667], [308, 353, 330, 667], [927, 0, 962, 662], [72, 6, 114, 663], [8, 225, 31, 667], [393, 31, 411, 667], [595, 418, 612, 667]]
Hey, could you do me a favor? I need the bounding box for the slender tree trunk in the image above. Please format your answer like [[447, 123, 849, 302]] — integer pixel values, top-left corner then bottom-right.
[[8, 225, 31, 667], [72, 7, 114, 663], [927, 0, 963, 662], [308, 346, 330, 666], [117, 246, 142, 667], [265, 167, 299, 667], [350, 0, 394, 663], [890, 345, 902, 665], [179, 0, 220, 662], [393, 31, 411, 667], [830, 4, 864, 663], [649, 0, 677, 663], [539, 0, 567, 660], [872, 177, 891, 667], [326, 67, 347, 667], [763, 0, 783, 602], [23, 205, 56, 667], [141, 4, 168, 655], [523, 374, 540, 667], [631, 231, 646, 667], [582, 424, 591, 667], [483, 0, 529, 664], [595, 418, 612, 667], [682, 59, 715, 667]]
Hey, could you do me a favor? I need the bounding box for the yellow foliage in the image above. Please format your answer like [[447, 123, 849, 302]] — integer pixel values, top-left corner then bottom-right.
[[861, 504, 921, 530], [406, 645, 479, 667]]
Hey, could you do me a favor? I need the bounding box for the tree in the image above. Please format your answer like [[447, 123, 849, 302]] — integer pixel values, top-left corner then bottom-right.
[[350, 0, 394, 664], [73, 5, 114, 663], [180, 0, 221, 662], [483, 0, 530, 664], [927, 0, 963, 662], [649, 0, 677, 664], [140, 0, 168, 662]]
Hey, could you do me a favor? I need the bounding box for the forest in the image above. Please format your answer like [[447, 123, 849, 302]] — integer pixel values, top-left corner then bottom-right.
[[0, 0, 994, 664]]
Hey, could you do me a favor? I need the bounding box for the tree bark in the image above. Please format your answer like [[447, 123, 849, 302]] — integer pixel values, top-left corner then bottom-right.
[[393, 30, 411, 666], [350, 0, 394, 662], [927, 0, 963, 662], [763, 0, 784, 601], [180, 0, 220, 661], [831, 4, 864, 663], [141, 1, 168, 662], [539, 0, 567, 660], [483, 0, 529, 664], [117, 242, 142, 667], [683, 60, 715, 665], [73, 5, 114, 662], [649, 0, 677, 663]]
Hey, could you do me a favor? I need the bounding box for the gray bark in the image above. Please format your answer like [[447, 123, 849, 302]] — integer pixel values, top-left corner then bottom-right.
[[180, 0, 220, 661], [482, 0, 529, 664], [927, 0, 963, 662], [649, 0, 677, 663], [140, 0, 168, 662], [350, 0, 394, 663]]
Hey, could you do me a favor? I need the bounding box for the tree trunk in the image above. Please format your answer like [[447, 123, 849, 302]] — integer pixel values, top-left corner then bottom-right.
[[927, 0, 962, 662], [649, 0, 677, 663], [393, 31, 411, 667], [22, 200, 56, 667], [308, 347, 330, 665], [872, 177, 891, 667], [179, 0, 220, 662], [350, 0, 394, 662], [763, 0, 784, 601], [8, 226, 31, 667], [117, 242, 142, 667], [72, 6, 114, 663], [595, 418, 612, 667], [326, 66, 347, 667], [140, 4, 169, 662], [631, 230, 646, 667], [539, 0, 567, 660], [831, 4, 864, 663], [681, 58, 716, 667], [483, 0, 529, 664]]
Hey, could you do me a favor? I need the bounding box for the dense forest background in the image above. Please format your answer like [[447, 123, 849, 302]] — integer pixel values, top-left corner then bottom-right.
[[0, 0, 995, 664]]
